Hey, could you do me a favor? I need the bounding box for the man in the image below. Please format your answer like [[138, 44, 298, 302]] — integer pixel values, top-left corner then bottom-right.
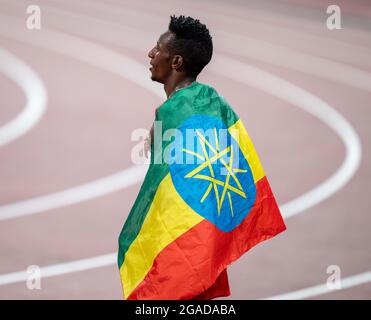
[[145, 15, 213, 156], [118, 15, 286, 300]]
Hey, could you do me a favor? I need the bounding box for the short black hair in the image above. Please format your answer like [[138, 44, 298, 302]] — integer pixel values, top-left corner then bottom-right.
[[168, 15, 213, 77]]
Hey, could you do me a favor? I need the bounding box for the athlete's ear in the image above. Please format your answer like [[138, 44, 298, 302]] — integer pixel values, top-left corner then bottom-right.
[[171, 55, 184, 71]]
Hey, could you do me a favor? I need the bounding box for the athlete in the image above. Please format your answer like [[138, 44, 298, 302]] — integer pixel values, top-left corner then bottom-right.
[[118, 15, 286, 300], [145, 15, 229, 300]]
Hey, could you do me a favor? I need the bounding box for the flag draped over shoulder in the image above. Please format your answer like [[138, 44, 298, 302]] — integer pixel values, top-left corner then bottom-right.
[[117, 81, 286, 300]]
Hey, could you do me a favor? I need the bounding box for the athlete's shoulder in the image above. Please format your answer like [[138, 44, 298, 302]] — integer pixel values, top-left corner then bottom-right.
[[196, 82, 228, 103], [197, 82, 240, 121]]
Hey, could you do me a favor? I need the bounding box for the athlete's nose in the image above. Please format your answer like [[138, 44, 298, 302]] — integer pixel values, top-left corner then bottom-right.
[[148, 46, 155, 59]]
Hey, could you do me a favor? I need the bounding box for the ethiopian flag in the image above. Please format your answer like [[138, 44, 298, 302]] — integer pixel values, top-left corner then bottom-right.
[[118, 81, 286, 300]]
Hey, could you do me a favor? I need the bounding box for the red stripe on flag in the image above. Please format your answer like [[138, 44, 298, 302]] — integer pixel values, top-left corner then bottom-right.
[[127, 176, 286, 300], [192, 268, 231, 300]]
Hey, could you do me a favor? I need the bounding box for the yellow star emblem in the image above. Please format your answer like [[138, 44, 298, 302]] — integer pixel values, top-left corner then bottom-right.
[[182, 128, 248, 217]]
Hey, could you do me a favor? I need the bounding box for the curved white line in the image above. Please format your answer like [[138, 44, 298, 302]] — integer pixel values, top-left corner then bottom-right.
[[0, 48, 47, 147], [210, 54, 362, 219], [0, 254, 116, 286], [0, 165, 147, 221], [263, 270, 371, 300]]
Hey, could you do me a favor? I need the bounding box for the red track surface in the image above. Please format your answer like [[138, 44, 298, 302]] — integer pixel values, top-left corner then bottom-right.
[[0, 0, 370, 299]]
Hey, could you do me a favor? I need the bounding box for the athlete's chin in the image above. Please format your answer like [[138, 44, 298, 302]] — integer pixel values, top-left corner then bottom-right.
[[150, 74, 164, 84]]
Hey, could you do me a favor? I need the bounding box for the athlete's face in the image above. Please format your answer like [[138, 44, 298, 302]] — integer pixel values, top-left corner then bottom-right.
[[148, 32, 174, 83]]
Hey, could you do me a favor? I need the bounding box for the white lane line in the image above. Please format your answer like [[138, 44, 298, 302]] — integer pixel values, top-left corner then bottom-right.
[[210, 55, 362, 219], [0, 165, 147, 221], [0, 253, 116, 286], [264, 271, 371, 300], [0, 48, 47, 147]]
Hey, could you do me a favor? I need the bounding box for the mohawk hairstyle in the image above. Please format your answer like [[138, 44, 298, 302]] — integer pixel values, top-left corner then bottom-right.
[[168, 15, 213, 77]]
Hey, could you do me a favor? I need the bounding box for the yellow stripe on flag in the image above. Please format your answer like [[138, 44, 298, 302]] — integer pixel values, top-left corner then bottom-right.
[[120, 173, 204, 299], [228, 119, 265, 183]]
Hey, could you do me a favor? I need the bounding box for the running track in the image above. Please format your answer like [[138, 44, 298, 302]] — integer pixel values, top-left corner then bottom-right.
[[0, 0, 370, 299]]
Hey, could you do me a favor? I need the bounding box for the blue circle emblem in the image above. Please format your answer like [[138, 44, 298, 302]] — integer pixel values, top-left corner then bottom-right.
[[168, 115, 257, 232]]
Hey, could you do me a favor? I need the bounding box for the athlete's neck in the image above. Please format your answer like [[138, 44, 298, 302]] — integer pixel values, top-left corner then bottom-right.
[[164, 77, 196, 98]]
